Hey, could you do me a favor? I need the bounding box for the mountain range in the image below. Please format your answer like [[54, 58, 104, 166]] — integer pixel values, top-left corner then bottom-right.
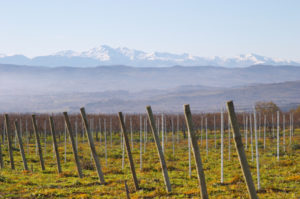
[[0, 45, 299, 68]]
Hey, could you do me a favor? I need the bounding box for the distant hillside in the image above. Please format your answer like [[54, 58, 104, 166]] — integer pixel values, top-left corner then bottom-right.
[[1, 64, 300, 96], [83, 81, 300, 113], [0, 72, 299, 113]]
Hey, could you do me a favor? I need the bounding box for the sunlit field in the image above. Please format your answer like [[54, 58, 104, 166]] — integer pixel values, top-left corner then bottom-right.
[[0, 123, 299, 198]]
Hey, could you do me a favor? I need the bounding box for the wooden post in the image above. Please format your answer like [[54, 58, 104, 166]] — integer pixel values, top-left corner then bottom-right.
[[184, 104, 208, 199], [289, 113, 292, 146], [104, 118, 107, 166], [4, 114, 15, 169], [0, 136, 3, 168], [205, 117, 208, 156], [110, 117, 112, 147], [64, 122, 67, 163], [263, 115, 266, 150], [124, 180, 131, 199], [139, 115, 143, 170], [2, 121, 5, 145], [14, 120, 29, 170], [49, 116, 62, 174], [214, 115, 216, 149], [228, 116, 231, 160], [200, 117, 203, 145], [144, 118, 147, 154], [220, 109, 224, 183], [250, 114, 254, 162], [146, 106, 172, 193], [130, 117, 133, 149], [272, 114, 274, 138], [188, 129, 191, 178], [26, 120, 29, 155], [277, 111, 280, 161], [99, 118, 102, 145], [44, 120, 47, 152], [118, 112, 139, 190], [226, 101, 258, 199], [63, 112, 83, 178], [80, 107, 105, 184], [172, 117, 175, 156], [177, 114, 180, 143], [283, 115, 285, 152], [161, 114, 164, 153], [253, 110, 260, 190], [75, 120, 78, 151], [32, 115, 45, 170], [245, 116, 248, 149]]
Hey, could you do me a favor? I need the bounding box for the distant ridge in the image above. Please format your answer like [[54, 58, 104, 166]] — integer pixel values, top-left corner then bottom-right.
[[0, 45, 299, 68], [1, 63, 300, 112], [2, 63, 300, 94]]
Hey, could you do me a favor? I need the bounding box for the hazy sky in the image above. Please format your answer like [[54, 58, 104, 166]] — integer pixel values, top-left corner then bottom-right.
[[0, 0, 299, 60]]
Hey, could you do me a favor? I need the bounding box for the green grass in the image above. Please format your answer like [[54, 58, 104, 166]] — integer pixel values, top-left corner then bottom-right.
[[0, 129, 299, 198]]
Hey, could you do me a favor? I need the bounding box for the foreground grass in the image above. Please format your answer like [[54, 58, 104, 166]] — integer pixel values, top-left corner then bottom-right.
[[0, 130, 299, 198]]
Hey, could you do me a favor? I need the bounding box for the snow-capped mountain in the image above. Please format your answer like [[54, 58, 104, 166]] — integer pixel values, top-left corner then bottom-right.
[[0, 45, 299, 67]]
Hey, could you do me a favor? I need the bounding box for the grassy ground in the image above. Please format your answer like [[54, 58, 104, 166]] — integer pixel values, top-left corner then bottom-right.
[[0, 129, 299, 198]]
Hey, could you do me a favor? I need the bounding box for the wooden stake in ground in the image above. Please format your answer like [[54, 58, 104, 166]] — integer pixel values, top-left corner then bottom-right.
[[161, 113, 164, 153], [177, 114, 180, 143], [139, 115, 143, 171], [220, 110, 224, 183], [49, 116, 62, 174], [183, 104, 208, 199], [75, 120, 78, 151], [118, 112, 139, 190], [250, 114, 254, 162], [14, 120, 29, 171], [0, 134, 3, 168], [253, 110, 260, 190], [99, 118, 102, 144], [228, 115, 231, 160], [263, 115, 266, 150], [124, 180, 131, 199], [200, 117, 203, 145], [146, 106, 172, 193], [63, 112, 83, 178], [283, 114, 285, 152], [44, 120, 47, 152], [32, 115, 45, 170], [272, 114, 274, 138], [276, 111, 280, 161], [214, 115, 216, 149], [110, 117, 112, 147], [64, 122, 67, 163], [205, 117, 208, 156], [104, 118, 107, 166], [2, 121, 5, 145], [130, 117, 133, 149], [289, 113, 292, 146], [188, 128, 192, 178], [226, 101, 258, 199], [4, 114, 14, 169], [245, 115, 248, 149], [26, 120, 29, 155], [172, 117, 175, 156], [80, 107, 105, 184]]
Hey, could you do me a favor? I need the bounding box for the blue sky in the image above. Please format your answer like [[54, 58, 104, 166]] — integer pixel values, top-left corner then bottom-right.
[[0, 0, 299, 61]]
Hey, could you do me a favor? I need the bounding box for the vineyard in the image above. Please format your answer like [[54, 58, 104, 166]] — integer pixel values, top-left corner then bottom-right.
[[0, 102, 299, 198]]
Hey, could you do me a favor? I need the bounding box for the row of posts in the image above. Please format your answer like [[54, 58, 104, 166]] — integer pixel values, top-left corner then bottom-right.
[[0, 105, 296, 199]]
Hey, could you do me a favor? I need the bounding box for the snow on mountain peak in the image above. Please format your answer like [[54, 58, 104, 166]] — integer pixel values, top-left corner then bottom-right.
[[0, 45, 299, 67]]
